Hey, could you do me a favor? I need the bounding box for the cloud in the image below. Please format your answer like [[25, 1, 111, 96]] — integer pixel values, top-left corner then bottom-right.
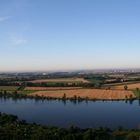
[[11, 37, 27, 46], [0, 16, 11, 22]]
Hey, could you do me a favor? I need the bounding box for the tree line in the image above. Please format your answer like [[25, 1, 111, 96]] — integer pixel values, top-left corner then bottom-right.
[[0, 112, 140, 140]]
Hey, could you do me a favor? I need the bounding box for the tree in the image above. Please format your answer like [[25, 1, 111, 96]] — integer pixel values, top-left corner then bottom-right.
[[124, 85, 128, 90], [136, 88, 140, 99], [62, 93, 66, 100]]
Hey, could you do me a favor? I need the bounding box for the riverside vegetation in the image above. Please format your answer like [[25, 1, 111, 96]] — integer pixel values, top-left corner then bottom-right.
[[0, 112, 140, 140]]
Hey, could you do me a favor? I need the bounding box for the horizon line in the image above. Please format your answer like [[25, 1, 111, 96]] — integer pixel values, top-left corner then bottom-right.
[[1, 67, 140, 73]]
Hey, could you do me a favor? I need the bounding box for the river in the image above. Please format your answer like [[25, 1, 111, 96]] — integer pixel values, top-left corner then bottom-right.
[[0, 97, 140, 129]]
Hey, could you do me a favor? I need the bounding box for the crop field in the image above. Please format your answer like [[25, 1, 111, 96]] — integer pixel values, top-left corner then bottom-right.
[[112, 83, 140, 90], [0, 86, 18, 91], [25, 87, 83, 91], [29, 78, 89, 83], [29, 89, 135, 100]]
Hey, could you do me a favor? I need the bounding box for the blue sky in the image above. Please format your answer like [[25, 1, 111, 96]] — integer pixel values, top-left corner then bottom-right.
[[0, 0, 140, 72]]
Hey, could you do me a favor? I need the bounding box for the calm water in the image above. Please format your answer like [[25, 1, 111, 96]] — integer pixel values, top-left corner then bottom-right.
[[0, 97, 140, 129]]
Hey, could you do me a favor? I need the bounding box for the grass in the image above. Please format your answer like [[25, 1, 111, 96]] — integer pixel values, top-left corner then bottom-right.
[[0, 86, 19, 91], [17, 90, 34, 95], [25, 87, 83, 91], [0, 86, 33, 95], [133, 90, 140, 99]]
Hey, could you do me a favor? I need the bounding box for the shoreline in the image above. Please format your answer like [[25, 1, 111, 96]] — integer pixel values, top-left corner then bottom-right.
[[29, 88, 136, 100]]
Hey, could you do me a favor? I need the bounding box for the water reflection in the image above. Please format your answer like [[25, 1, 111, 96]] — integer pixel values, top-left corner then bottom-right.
[[139, 99, 140, 106], [0, 96, 139, 106], [0, 97, 140, 129]]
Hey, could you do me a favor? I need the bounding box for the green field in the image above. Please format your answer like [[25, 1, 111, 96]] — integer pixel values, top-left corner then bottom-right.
[[17, 90, 34, 95], [0, 86, 18, 91], [133, 90, 140, 99]]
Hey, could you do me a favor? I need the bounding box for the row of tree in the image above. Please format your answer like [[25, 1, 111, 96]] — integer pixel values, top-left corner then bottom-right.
[[25, 82, 102, 88]]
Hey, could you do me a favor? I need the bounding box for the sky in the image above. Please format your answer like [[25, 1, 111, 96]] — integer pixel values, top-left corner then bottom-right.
[[0, 0, 140, 72]]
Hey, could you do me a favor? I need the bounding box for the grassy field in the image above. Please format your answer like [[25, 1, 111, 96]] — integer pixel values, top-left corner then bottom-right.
[[17, 90, 34, 95], [25, 87, 82, 91], [29, 89, 136, 100], [0, 86, 18, 91], [133, 90, 140, 99], [30, 78, 89, 83]]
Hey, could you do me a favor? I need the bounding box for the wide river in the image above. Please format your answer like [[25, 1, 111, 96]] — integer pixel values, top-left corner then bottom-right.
[[0, 97, 140, 129]]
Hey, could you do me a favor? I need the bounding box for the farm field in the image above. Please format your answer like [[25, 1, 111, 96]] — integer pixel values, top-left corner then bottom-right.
[[111, 83, 140, 90], [29, 89, 136, 100], [25, 87, 82, 91], [103, 81, 140, 86], [29, 78, 89, 83]]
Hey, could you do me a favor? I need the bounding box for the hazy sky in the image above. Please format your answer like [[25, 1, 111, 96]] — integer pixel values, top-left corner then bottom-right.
[[0, 0, 140, 72]]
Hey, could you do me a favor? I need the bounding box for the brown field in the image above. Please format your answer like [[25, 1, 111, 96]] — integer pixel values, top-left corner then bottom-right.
[[112, 83, 140, 90], [25, 87, 83, 91], [29, 89, 136, 100], [29, 78, 89, 83]]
